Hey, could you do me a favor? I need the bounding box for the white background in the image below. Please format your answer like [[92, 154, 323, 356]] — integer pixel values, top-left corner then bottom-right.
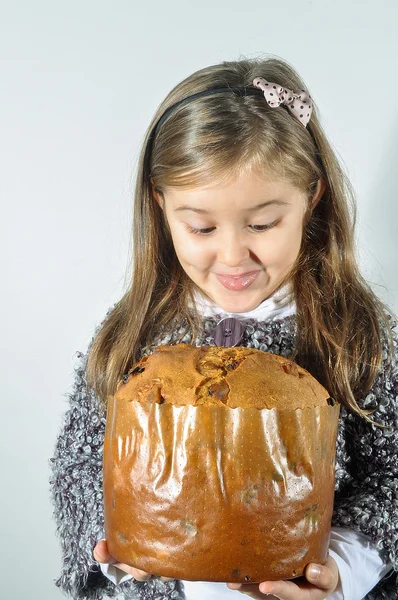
[[1, 1, 397, 598]]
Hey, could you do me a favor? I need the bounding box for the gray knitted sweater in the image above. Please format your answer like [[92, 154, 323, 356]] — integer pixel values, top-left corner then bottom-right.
[[49, 312, 398, 599]]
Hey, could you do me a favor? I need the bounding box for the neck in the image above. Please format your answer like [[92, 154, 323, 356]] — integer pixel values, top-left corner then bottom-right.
[[192, 283, 296, 321]]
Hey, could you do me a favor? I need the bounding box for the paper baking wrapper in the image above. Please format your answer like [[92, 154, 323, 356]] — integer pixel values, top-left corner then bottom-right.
[[103, 398, 340, 583]]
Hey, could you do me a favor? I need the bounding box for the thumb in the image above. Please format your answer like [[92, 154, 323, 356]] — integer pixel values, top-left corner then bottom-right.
[[305, 559, 337, 591], [93, 539, 117, 564]]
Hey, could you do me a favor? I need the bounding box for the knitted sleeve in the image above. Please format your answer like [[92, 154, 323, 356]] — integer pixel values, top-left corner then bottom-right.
[[49, 342, 185, 600], [332, 315, 398, 599]]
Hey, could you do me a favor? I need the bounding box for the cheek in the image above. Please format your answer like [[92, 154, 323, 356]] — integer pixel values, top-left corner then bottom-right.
[[172, 232, 214, 269], [263, 224, 303, 266]]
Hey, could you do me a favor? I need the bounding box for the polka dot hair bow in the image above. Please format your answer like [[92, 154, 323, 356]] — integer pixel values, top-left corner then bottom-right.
[[252, 77, 313, 128]]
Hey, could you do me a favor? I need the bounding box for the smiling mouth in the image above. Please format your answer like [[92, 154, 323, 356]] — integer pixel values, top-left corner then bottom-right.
[[214, 271, 260, 291], [215, 270, 259, 278]]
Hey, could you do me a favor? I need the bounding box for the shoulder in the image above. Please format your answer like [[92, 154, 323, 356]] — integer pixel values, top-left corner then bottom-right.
[[341, 311, 398, 459], [379, 311, 398, 361], [367, 311, 398, 413]]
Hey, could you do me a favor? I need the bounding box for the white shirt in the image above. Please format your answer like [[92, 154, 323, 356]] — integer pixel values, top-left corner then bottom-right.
[[190, 282, 296, 320], [100, 285, 393, 598]]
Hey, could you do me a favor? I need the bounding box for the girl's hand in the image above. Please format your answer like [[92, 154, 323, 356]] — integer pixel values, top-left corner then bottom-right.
[[93, 539, 174, 582], [226, 555, 339, 599]]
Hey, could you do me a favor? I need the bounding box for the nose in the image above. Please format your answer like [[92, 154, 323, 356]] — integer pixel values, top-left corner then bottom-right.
[[217, 230, 251, 267]]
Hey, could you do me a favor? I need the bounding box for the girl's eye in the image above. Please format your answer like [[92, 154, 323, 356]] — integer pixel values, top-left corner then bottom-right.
[[187, 221, 278, 236], [249, 221, 278, 232], [187, 226, 215, 235]]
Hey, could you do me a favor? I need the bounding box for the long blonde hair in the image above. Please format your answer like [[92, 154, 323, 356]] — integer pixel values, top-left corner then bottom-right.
[[86, 55, 393, 423]]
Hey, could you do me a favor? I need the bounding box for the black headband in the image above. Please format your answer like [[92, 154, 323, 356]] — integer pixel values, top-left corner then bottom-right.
[[153, 87, 263, 139], [144, 86, 264, 176]]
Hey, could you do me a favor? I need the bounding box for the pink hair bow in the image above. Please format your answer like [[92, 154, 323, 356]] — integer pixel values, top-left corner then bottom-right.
[[253, 77, 313, 128]]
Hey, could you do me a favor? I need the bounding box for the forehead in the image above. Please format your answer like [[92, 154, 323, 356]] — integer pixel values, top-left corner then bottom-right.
[[164, 170, 305, 208]]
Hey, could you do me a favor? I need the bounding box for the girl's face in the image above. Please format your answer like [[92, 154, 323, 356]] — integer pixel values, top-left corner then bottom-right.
[[155, 170, 323, 313]]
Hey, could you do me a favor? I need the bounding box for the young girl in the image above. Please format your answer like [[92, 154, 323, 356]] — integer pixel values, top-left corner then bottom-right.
[[50, 56, 398, 600]]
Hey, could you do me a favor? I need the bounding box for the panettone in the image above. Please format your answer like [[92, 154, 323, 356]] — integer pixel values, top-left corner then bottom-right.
[[103, 344, 340, 583]]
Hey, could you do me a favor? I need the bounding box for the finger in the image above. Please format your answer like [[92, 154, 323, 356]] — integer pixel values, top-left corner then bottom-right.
[[258, 573, 331, 599], [227, 583, 257, 598], [257, 556, 339, 599], [226, 583, 280, 599], [93, 541, 153, 581], [93, 539, 117, 564], [305, 559, 339, 591], [113, 563, 152, 581], [259, 579, 302, 599], [93, 542, 171, 583]]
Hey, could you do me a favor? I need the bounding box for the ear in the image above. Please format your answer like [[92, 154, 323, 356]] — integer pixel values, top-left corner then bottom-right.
[[311, 177, 326, 211], [151, 183, 164, 209]]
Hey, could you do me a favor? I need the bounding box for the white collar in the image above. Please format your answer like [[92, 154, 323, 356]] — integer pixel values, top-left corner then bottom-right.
[[191, 283, 296, 321]]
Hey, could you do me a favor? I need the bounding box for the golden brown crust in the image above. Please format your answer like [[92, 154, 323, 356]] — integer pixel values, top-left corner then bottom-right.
[[115, 343, 331, 409], [106, 344, 338, 582]]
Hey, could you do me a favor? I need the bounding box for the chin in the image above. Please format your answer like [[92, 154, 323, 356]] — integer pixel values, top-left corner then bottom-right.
[[212, 293, 263, 314]]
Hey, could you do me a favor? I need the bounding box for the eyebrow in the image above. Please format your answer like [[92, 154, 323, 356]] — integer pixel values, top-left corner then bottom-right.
[[173, 200, 290, 214]]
